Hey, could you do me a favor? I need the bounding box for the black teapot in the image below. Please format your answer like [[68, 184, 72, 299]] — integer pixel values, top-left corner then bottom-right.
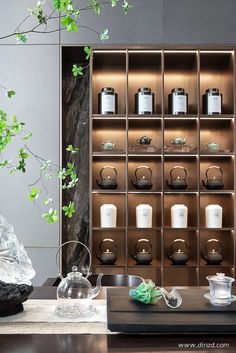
[[131, 166, 153, 190], [202, 166, 224, 190], [166, 166, 188, 190], [132, 238, 153, 265], [96, 166, 118, 189], [96, 238, 117, 265], [168, 239, 188, 265], [202, 239, 223, 265], [136, 136, 152, 145]]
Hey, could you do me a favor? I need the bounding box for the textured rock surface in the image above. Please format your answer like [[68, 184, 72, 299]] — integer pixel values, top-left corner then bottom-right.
[[0, 280, 33, 317], [62, 61, 90, 274], [0, 215, 35, 285]]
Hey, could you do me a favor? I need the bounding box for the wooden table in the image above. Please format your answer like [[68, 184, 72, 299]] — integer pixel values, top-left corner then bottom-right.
[[1, 287, 236, 353]]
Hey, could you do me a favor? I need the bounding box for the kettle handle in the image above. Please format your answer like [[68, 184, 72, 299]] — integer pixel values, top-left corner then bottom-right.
[[171, 238, 188, 253], [205, 238, 222, 253], [100, 166, 117, 179], [135, 166, 152, 180], [135, 238, 152, 253], [55, 240, 92, 280], [205, 165, 223, 180], [99, 238, 116, 253], [170, 166, 187, 180]]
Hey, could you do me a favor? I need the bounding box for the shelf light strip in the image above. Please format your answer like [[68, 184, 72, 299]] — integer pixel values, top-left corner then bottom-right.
[[200, 50, 234, 54], [93, 50, 127, 53], [164, 50, 197, 53], [128, 50, 162, 53]]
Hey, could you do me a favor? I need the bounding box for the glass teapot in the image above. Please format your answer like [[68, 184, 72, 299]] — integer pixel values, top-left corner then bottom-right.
[[55, 240, 103, 319]]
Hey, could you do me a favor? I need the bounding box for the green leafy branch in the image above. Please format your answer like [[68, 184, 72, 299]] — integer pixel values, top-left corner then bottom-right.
[[0, 0, 133, 43], [0, 95, 80, 223]]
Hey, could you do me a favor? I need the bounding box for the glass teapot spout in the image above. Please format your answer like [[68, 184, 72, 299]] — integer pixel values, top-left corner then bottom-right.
[[92, 273, 103, 298]]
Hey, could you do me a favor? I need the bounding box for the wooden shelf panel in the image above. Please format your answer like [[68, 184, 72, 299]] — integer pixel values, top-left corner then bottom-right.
[[90, 48, 235, 287]]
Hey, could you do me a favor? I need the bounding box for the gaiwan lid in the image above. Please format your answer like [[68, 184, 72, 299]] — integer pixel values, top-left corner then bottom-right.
[[206, 272, 235, 284]]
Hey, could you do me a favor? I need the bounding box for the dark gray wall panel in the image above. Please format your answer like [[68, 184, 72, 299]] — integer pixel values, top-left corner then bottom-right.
[[163, 0, 236, 45], [60, 0, 163, 45], [0, 0, 59, 44]]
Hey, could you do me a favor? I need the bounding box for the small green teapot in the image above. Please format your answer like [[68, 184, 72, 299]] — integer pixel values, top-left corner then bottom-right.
[[171, 137, 187, 145], [101, 141, 116, 151], [205, 142, 219, 152]]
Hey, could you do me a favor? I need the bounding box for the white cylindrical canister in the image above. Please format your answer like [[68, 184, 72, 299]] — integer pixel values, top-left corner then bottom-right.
[[136, 204, 153, 228], [100, 204, 117, 228], [171, 204, 188, 228], [205, 204, 222, 228]]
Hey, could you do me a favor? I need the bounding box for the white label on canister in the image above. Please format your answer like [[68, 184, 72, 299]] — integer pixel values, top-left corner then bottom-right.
[[138, 94, 152, 113], [173, 95, 187, 113], [208, 96, 221, 114], [101, 94, 115, 113]]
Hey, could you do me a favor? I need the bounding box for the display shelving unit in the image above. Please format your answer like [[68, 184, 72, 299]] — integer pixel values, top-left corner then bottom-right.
[[90, 49, 235, 286]]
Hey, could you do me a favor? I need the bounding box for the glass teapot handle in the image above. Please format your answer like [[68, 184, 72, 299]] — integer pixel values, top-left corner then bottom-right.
[[100, 165, 117, 179], [170, 166, 187, 180], [205, 165, 223, 180], [135, 238, 152, 253], [135, 165, 152, 180], [171, 238, 188, 253], [56, 240, 92, 280], [99, 238, 116, 252], [205, 238, 222, 253]]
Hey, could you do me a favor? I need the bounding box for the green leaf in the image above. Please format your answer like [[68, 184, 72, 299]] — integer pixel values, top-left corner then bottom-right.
[[42, 208, 59, 223], [0, 160, 9, 168], [28, 187, 40, 202], [16, 34, 28, 44], [66, 144, 80, 154], [18, 148, 29, 160], [61, 15, 78, 32], [57, 168, 66, 179], [43, 197, 53, 205], [122, 0, 132, 14], [61, 15, 73, 26], [22, 132, 33, 140], [6, 89, 16, 98], [89, 0, 102, 14], [62, 201, 76, 218], [84, 46, 91, 60], [111, 0, 119, 6], [100, 28, 109, 41], [67, 21, 78, 32], [72, 64, 83, 77], [41, 159, 51, 170]]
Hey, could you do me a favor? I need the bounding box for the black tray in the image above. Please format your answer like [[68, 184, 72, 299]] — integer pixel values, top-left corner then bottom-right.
[[107, 288, 236, 333]]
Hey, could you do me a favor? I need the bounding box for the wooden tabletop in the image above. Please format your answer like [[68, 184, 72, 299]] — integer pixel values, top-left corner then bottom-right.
[[1, 286, 236, 352], [0, 333, 236, 353]]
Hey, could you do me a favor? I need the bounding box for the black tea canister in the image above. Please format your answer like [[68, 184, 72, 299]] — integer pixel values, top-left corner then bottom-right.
[[168, 88, 188, 115], [202, 88, 222, 115], [98, 87, 118, 114], [135, 87, 154, 114]]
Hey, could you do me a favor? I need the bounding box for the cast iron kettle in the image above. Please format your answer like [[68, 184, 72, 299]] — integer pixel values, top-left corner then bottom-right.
[[202, 166, 224, 190], [96, 238, 117, 265], [131, 166, 153, 190], [132, 238, 153, 265], [166, 166, 188, 190], [136, 136, 152, 145], [202, 239, 223, 265], [168, 239, 188, 265], [96, 166, 118, 189]]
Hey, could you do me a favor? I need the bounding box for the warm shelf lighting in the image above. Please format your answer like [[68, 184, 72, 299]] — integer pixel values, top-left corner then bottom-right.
[[128, 50, 162, 53], [93, 50, 126, 53], [200, 50, 234, 54], [164, 50, 197, 53]]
